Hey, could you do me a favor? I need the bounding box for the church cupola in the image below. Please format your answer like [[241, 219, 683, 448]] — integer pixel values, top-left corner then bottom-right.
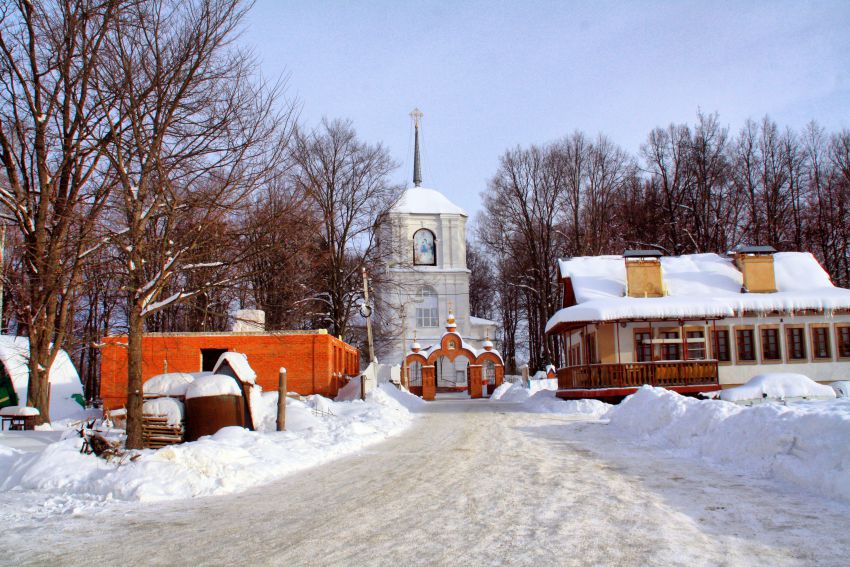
[[446, 310, 457, 332]]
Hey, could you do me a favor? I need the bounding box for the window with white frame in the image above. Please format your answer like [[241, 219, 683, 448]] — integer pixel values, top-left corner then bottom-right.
[[415, 286, 439, 328]]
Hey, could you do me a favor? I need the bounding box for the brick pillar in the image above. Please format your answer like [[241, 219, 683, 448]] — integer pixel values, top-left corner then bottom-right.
[[422, 365, 436, 401], [495, 365, 504, 387], [468, 365, 483, 399]]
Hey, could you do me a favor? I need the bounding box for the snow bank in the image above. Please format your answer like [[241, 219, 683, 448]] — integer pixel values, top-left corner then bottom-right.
[[719, 373, 836, 402], [335, 377, 362, 402], [0, 336, 84, 421], [832, 381, 850, 398], [143, 373, 195, 397], [490, 382, 530, 402], [142, 398, 184, 426], [376, 384, 427, 412], [607, 386, 850, 501], [490, 382, 610, 417], [185, 375, 241, 400], [529, 378, 558, 393], [0, 385, 414, 511]]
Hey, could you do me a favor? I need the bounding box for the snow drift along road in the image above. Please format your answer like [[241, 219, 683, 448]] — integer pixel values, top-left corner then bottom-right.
[[607, 386, 850, 501], [0, 385, 415, 510]]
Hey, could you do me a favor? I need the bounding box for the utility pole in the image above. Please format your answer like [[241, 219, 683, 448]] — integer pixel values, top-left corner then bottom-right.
[[277, 367, 287, 431], [361, 267, 376, 363]]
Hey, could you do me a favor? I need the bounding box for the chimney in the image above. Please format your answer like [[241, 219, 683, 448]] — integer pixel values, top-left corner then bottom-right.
[[731, 245, 777, 293], [624, 250, 664, 298], [232, 309, 266, 332]]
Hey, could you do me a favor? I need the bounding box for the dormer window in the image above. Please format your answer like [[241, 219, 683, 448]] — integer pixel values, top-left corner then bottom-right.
[[413, 229, 436, 266]]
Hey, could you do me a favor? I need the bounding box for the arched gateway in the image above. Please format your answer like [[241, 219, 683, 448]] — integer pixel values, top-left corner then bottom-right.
[[402, 313, 504, 400]]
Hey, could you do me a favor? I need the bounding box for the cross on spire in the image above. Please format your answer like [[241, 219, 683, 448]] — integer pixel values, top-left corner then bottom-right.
[[410, 107, 423, 187]]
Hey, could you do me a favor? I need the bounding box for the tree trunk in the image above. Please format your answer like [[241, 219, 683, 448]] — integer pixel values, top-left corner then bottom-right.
[[125, 304, 144, 449], [26, 348, 50, 425]]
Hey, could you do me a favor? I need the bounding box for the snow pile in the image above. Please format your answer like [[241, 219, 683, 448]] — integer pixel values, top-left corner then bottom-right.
[[490, 382, 610, 417], [0, 336, 84, 420], [185, 375, 242, 400], [529, 378, 558, 393], [719, 373, 836, 403], [212, 352, 257, 384], [335, 377, 363, 401], [490, 381, 530, 402], [832, 381, 850, 398], [142, 398, 184, 426], [376, 384, 427, 412], [0, 385, 414, 509], [606, 386, 850, 500], [143, 373, 195, 397]]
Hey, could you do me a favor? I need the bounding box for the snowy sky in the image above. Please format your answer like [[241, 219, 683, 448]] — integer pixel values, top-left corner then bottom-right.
[[243, 1, 850, 220]]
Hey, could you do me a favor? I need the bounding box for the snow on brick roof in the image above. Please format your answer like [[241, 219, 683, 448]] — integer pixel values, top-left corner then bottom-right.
[[0, 335, 84, 420], [547, 252, 850, 331], [391, 187, 467, 216]]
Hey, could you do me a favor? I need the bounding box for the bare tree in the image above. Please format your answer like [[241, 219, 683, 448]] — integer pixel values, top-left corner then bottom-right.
[[243, 179, 323, 330], [291, 118, 399, 341], [641, 124, 693, 254], [466, 238, 496, 320], [0, 0, 118, 422], [97, 0, 287, 448]]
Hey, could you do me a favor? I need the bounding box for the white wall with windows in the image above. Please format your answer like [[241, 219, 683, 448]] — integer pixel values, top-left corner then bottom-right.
[[561, 316, 850, 386]]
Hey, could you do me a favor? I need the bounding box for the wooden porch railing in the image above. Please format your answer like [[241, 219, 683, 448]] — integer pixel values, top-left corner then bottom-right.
[[557, 360, 719, 390]]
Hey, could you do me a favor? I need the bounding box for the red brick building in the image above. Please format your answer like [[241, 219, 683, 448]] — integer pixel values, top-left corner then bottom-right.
[[100, 331, 360, 410]]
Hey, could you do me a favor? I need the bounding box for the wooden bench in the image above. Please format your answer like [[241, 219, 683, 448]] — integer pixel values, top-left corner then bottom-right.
[[0, 405, 41, 430]]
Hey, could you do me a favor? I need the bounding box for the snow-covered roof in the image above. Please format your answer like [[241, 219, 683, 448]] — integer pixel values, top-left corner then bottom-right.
[[470, 316, 497, 326], [391, 187, 467, 216], [212, 352, 257, 385], [0, 335, 84, 420], [547, 252, 850, 331]]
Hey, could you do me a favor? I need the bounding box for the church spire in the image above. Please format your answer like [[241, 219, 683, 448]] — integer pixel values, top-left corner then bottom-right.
[[410, 107, 423, 187]]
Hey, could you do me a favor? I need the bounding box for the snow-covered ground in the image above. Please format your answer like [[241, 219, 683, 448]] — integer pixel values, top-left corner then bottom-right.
[[491, 380, 611, 417], [0, 385, 418, 520], [3, 396, 849, 566], [607, 385, 850, 501]]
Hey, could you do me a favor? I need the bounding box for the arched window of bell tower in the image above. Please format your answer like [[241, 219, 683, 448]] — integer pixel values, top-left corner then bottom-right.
[[413, 228, 436, 266]]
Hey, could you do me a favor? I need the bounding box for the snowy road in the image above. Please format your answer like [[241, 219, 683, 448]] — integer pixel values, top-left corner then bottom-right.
[[5, 397, 850, 566]]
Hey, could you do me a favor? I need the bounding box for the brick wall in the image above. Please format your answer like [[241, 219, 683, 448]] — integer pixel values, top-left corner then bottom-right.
[[100, 332, 360, 410]]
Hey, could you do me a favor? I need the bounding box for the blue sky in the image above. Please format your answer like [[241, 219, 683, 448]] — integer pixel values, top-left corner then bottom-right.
[[243, 1, 850, 218]]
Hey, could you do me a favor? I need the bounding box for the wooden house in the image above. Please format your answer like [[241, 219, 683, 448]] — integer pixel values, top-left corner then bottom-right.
[[546, 248, 850, 401]]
